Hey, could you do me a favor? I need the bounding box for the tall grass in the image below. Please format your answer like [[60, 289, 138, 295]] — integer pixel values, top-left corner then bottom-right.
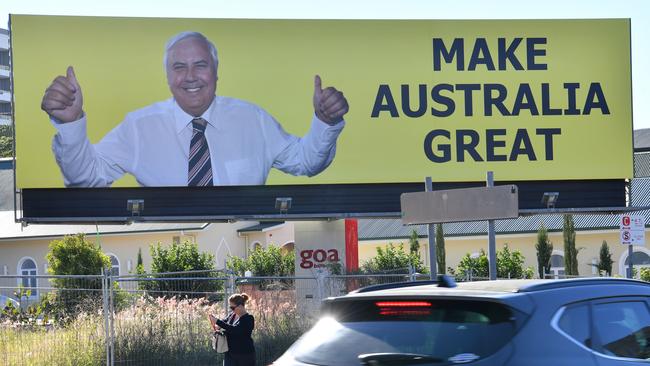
[[0, 313, 105, 365], [0, 292, 314, 365]]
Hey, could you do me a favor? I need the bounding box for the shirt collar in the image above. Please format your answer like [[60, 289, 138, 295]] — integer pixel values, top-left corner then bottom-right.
[[173, 96, 218, 134]]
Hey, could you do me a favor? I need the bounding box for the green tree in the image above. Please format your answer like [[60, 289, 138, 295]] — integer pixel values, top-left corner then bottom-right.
[[596, 240, 613, 276], [361, 243, 428, 274], [227, 244, 295, 277], [47, 233, 111, 276], [563, 214, 579, 276], [46, 234, 111, 318], [141, 241, 221, 298], [436, 224, 446, 274], [136, 247, 144, 274], [408, 230, 420, 255], [535, 223, 553, 279], [0, 125, 13, 158]]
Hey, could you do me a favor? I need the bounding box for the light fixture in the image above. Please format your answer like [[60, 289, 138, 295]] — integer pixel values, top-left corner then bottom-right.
[[127, 199, 144, 216], [275, 197, 292, 214], [541, 192, 559, 209]]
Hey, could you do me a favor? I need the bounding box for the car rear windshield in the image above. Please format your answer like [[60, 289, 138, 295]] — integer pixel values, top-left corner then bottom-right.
[[289, 298, 524, 365]]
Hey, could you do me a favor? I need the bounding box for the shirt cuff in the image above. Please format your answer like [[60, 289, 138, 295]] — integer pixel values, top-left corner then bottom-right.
[[312, 114, 345, 140], [50, 114, 88, 146]]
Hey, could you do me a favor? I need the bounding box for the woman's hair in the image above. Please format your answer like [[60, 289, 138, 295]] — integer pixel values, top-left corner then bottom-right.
[[229, 293, 250, 306]]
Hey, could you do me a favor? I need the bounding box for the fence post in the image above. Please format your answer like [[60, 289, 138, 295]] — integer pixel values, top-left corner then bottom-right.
[[109, 273, 115, 366], [102, 269, 111, 366], [224, 273, 235, 312], [316, 272, 326, 301]]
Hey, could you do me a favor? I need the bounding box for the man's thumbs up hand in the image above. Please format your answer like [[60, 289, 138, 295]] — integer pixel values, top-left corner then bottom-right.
[[312, 75, 349, 125], [41, 66, 84, 123]]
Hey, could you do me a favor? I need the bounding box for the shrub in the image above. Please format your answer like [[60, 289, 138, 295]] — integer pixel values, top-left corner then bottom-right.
[[456, 245, 532, 280], [361, 243, 428, 274], [457, 250, 489, 279], [227, 244, 294, 277], [139, 241, 223, 299], [46, 234, 110, 319], [640, 268, 650, 282]]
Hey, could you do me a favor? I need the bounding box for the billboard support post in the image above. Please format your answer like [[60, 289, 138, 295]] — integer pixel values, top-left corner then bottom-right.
[[425, 177, 437, 279], [487, 172, 497, 280]]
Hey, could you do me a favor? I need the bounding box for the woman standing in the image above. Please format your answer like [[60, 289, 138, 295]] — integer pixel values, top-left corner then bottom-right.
[[216, 293, 256, 366]]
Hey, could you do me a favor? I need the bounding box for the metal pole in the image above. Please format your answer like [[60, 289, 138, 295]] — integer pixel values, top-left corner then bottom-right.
[[425, 177, 438, 279], [102, 269, 110, 366], [109, 274, 115, 366], [627, 245, 633, 278], [487, 172, 497, 280]]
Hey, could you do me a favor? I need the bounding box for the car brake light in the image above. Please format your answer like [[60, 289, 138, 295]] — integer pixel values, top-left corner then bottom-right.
[[375, 301, 432, 307], [375, 301, 433, 316]]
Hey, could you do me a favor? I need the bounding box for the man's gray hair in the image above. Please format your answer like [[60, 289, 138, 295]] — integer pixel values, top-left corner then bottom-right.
[[163, 31, 219, 71]]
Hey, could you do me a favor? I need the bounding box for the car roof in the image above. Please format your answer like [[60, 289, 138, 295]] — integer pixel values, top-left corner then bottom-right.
[[343, 277, 650, 299]]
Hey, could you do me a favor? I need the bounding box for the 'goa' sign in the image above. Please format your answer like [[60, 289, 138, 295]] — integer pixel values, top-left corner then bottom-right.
[[300, 249, 340, 269]]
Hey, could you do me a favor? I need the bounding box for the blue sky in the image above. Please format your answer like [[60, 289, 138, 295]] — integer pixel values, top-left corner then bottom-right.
[[1, 0, 649, 129]]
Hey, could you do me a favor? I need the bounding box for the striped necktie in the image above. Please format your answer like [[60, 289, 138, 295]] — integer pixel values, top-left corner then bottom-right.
[[188, 117, 213, 186]]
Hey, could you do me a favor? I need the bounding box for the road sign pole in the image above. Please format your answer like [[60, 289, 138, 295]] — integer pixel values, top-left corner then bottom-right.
[[487, 172, 497, 280], [628, 244, 634, 279], [425, 177, 437, 279]]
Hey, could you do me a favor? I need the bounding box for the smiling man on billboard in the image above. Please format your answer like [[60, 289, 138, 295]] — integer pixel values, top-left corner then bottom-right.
[[40, 31, 349, 187]]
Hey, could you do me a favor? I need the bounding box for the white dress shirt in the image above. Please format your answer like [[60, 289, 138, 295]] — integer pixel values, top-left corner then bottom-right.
[[51, 96, 345, 187]]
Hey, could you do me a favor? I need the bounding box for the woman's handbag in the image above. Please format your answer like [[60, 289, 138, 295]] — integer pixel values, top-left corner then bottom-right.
[[212, 330, 229, 353]]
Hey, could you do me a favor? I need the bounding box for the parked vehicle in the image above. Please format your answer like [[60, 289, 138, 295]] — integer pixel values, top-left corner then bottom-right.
[[274, 277, 650, 365]]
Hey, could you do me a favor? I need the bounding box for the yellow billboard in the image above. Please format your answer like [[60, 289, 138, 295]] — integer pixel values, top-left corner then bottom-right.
[[11, 16, 633, 188]]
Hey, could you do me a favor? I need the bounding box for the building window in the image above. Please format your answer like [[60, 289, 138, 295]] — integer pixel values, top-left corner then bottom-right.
[[0, 50, 9, 67], [0, 103, 10, 113], [0, 78, 9, 92], [619, 248, 650, 277], [550, 253, 565, 278], [281, 242, 295, 255], [108, 254, 120, 277], [17, 257, 37, 297]]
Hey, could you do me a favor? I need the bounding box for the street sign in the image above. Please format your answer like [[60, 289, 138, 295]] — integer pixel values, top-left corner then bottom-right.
[[401, 185, 519, 225], [620, 214, 645, 245]]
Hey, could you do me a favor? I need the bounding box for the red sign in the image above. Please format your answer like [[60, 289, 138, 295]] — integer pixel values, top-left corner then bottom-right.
[[622, 216, 631, 226]]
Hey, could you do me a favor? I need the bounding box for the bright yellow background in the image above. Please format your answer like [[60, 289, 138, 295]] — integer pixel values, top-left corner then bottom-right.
[[11, 16, 633, 188]]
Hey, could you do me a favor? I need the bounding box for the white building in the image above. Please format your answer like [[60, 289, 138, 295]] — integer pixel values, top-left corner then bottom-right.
[[0, 29, 10, 125]]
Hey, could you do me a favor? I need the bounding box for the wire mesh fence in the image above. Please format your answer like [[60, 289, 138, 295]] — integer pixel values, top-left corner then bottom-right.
[[110, 271, 229, 365], [0, 271, 590, 365], [0, 274, 108, 365]]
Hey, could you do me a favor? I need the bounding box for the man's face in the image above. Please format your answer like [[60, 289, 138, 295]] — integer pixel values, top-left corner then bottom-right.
[[166, 37, 217, 117]]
